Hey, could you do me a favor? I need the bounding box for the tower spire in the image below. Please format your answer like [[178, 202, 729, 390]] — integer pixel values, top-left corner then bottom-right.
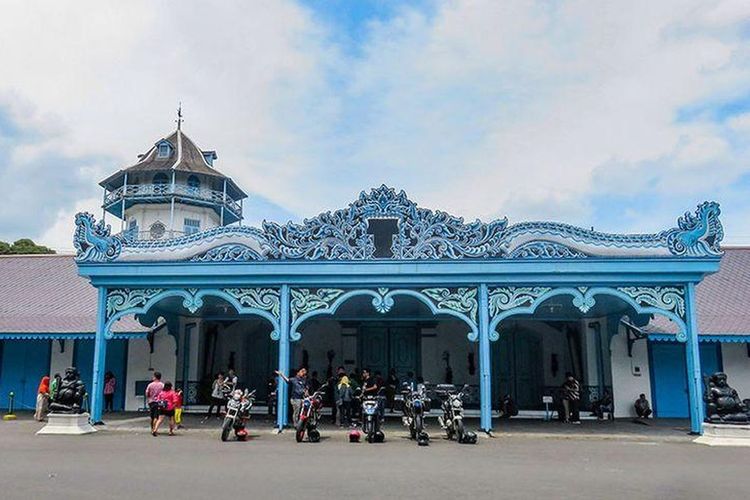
[[176, 102, 183, 130]]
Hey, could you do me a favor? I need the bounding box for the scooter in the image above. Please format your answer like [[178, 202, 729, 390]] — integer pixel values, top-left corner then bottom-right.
[[399, 382, 430, 446], [360, 387, 385, 443], [436, 384, 477, 444], [221, 388, 256, 442], [295, 385, 326, 443]]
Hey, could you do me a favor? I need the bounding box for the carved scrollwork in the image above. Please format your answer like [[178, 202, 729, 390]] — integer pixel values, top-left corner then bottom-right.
[[617, 286, 686, 319], [74, 212, 122, 262], [223, 288, 281, 318], [666, 201, 723, 257], [106, 288, 163, 320], [421, 287, 478, 323], [290, 288, 346, 322], [192, 244, 266, 262], [75, 190, 723, 262], [488, 287, 553, 317]]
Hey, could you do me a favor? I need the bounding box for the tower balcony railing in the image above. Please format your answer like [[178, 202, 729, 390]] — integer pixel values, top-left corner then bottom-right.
[[104, 183, 242, 217]]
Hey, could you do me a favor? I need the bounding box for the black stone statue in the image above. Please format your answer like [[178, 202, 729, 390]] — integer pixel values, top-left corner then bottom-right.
[[704, 372, 750, 424], [48, 367, 86, 414]]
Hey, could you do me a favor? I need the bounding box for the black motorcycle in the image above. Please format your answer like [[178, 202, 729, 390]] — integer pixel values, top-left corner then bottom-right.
[[360, 387, 385, 443], [221, 389, 256, 442], [436, 384, 477, 444], [399, 383, 430, 446]]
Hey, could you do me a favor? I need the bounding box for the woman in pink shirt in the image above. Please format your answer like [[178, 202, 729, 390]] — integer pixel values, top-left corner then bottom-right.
[[152, 382, 179, 436]]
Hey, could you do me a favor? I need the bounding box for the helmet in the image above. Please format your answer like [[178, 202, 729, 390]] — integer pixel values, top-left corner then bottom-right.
[[349, 429, 361, 443]]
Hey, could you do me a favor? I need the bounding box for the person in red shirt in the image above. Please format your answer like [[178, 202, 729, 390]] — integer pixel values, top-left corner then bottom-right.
[[34, 376, 50, 421], [152, 382, 179, 436]]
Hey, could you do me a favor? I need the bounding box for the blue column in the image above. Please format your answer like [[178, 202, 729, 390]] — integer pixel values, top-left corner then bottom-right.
[[276, 285, 290, 430], [182, 324, 193, 400], [478, 283, 492, 432], [90, 287, 108, 424], [684, 282, 704, 434]]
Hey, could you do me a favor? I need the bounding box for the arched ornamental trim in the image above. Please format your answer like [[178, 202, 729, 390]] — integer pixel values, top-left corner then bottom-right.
[[487, 285, 688, 342], [104, 287, 281, 340], [288, 287, 479, 341]]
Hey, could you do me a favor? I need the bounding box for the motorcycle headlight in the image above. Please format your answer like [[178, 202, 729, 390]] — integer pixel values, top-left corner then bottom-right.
[[452, 399, 462, 408]]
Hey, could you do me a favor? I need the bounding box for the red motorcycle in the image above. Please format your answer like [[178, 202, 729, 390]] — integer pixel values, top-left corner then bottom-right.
[[295, 386, 326, 443]]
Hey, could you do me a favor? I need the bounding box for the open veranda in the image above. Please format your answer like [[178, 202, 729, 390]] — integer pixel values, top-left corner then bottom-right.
[[2, 412, 748, 500]]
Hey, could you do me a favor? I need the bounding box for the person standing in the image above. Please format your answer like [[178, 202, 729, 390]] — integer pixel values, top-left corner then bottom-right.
[[103, 371, 116, 413], [561, 372, 581, 424], [386, 369, 399, 412], [152, 382, 179, 436], [145, 371, 164, 433], [275, 367, 308, 427], [34, 376, 50, 421], [205, 373, 225, 420], [337, 374, 353, 427], [174, 387, 184, 429]]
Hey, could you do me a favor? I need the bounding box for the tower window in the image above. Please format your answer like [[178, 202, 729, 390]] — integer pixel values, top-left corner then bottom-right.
[[149, 221, 166, 240], [184, 218, 201, 235], [127, 219, 138, 238], [157, 143, 171, 158], [153, 173, 169, 185], [187, 175, 200, 192]]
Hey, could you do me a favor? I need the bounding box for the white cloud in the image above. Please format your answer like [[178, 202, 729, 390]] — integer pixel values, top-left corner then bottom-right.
[[1, 0, 750, 247]]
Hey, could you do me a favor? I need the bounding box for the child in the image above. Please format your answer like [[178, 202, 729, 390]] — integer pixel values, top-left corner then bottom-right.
[[175, 387, 184, 429]]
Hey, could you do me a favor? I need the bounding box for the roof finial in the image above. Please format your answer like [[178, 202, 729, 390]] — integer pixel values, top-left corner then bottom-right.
[[176, 102, 183, 131]]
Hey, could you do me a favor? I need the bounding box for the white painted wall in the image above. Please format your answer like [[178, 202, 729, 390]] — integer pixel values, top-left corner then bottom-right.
[[124, 203, 221, 236], [124, 331, 176, 411], [49, 341, 74, 377], [610, 321, 651, 418], [720, 343, 750, 399]]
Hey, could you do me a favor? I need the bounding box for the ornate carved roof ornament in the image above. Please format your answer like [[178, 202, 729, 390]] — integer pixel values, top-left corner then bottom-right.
[[73, 186, 724, 263]]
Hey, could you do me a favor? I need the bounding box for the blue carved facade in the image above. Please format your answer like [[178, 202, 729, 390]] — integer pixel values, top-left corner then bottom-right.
[[24, 124, 730, 438], [74, 184, 724, 264]]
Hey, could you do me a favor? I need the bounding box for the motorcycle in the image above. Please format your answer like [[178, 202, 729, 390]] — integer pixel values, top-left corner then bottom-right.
[[295, 385, 326, 443], [399, 382, 430, 446], [436, 384, 477, 444], [359, 387, 385, 443], [221, 388, 256, 442]]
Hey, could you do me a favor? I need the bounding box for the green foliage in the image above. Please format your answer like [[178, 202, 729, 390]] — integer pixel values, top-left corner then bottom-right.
[[0, 239, 56, 255]]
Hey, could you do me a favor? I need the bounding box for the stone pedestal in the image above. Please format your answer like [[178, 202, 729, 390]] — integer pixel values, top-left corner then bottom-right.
[[37, 413, 97, 435], [694, 423, 750, 447]]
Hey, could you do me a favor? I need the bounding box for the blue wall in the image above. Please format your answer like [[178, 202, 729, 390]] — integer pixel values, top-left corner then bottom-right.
[[649, 341, 721, 418], [0, 340, 51, 411], [74, 339, 128, 411]]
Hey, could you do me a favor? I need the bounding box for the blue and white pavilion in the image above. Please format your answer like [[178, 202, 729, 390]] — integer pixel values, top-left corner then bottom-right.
[[66, 125, 728, 434]]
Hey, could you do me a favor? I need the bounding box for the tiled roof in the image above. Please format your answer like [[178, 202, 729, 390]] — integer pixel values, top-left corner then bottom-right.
[[647, 247, 750, 336], [99, 129, 246, 198], [0, 255, 148, 334]]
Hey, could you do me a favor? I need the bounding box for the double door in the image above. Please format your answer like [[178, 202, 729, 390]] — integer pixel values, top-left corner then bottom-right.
[[358, 324, 419, 381]]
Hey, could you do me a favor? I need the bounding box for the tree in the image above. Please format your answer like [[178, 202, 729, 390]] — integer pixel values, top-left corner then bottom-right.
[[0, 239, 56, 255]]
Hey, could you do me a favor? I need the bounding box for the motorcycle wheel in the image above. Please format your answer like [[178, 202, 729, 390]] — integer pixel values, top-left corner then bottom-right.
[[414, 414, 424, 436], [295, 421, 306, 443], [455, 419, 464, 443], [308, 428, 320, 443], [221, 418, 233, 442]]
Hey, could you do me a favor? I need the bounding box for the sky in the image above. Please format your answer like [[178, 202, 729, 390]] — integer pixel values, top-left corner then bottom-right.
[[1, 0, 749, 252]]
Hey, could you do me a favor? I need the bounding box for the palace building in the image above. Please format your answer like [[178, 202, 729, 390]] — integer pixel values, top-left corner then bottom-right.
[[1, 124, 748, 435]]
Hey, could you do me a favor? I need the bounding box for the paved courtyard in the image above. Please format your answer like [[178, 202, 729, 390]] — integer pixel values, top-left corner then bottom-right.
[[1, 414, 748, 500]]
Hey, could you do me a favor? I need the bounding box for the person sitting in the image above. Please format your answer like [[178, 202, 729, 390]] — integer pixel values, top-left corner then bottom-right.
[[590, 389, 613, 420], [634, 393, 652, 419]]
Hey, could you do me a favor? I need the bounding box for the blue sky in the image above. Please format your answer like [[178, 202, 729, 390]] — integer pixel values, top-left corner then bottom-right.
[[1, 0, 749, 250]]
